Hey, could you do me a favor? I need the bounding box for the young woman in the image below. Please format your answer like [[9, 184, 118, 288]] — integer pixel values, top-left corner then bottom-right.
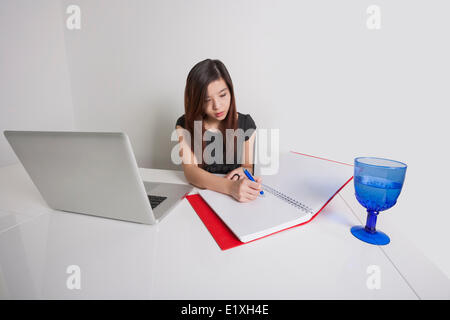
[[175, 59, 262, 203]]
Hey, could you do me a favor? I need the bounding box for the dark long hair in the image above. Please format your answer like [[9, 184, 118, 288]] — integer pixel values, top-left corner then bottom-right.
[[184, 59, 238, 168]]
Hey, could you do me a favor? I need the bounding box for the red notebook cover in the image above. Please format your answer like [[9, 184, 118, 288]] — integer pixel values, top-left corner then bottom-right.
[[185, 152, 354, 250]]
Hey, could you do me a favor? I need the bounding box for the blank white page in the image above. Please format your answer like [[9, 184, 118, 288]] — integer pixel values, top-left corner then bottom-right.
[[261, 152, 354, 213]]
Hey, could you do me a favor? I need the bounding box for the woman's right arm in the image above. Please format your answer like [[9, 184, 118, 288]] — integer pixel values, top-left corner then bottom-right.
[[176, 126, 261, 202]]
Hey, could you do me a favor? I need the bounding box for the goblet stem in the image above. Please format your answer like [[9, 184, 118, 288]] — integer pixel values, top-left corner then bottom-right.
[[365, 210, 379, 234]]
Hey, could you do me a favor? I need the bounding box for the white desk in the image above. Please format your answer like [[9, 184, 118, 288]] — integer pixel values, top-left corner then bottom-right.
[[0, 164, 448, 299]]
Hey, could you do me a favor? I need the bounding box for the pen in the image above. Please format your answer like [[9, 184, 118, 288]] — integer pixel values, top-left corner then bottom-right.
[[243, 168, 264, 195]]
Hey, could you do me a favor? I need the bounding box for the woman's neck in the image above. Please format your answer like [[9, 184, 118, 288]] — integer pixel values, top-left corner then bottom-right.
[[204, 116, 221, 130]]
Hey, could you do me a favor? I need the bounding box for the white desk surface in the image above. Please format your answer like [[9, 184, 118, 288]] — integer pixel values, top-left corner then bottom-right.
[[0, 164, 448, 299]]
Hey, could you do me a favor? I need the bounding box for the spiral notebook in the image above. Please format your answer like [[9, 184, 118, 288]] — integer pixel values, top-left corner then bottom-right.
[[197, 151, 354, 244]]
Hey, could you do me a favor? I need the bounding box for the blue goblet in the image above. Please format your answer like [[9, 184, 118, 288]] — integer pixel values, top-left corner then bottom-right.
[[350, 157, 407, 245]]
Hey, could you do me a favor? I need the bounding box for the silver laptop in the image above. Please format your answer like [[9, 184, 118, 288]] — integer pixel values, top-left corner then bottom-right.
[[4, 131, 193, 224]]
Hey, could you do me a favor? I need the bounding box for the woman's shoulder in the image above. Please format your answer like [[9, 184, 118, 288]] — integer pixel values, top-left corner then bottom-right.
[[237, 112, 256, 130], [175, 114, 185, 128]]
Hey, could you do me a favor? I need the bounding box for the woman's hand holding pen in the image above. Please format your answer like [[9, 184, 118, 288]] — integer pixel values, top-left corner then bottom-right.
[[225, 166, 247, 181], [228, 174, 263, 203]]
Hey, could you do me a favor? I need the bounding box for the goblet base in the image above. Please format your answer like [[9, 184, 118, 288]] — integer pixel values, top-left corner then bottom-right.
[[350, 226, 390, 245]]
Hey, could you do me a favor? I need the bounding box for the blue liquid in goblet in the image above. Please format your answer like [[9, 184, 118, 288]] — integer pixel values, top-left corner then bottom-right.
[[350, 157, 407, 245], [354, 176, 402, 211]]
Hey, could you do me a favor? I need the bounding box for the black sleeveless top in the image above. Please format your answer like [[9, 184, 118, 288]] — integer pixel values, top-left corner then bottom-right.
[[175, 112, 256, 174]]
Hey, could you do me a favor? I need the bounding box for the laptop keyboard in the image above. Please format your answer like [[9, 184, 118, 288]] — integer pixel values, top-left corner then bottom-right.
[[147, 195, 167, 209]]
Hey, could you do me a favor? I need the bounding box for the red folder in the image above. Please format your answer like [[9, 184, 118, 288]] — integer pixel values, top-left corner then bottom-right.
[[186, 152, 354, 250]]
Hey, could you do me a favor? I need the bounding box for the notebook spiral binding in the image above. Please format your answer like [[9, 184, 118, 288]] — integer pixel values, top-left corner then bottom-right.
[[262, 183, 314, 214]]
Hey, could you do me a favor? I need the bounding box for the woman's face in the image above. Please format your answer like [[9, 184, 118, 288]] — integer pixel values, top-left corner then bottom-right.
[[203, 78, 231, 123]]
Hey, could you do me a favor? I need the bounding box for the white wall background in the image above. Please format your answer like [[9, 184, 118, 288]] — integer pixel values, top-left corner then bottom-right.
[[0, 0, 74, 166], [1, 0, 449, 279]]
